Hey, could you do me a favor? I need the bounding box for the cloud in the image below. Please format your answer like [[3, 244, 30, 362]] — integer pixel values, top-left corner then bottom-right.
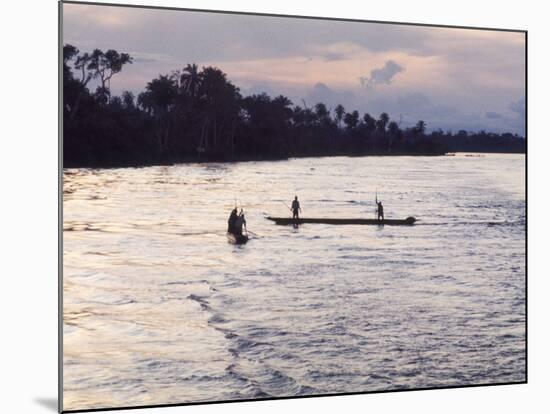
[[360, 60, 404, 89], [130, 51, 177, 64], [63, 2, 525, 135], [305, 82, 356, 109], [322, 51, 346, 61]]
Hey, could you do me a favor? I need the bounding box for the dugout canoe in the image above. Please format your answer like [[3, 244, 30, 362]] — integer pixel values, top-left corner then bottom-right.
[[266, 216, 417, 226], [227, 232, 249, 244]]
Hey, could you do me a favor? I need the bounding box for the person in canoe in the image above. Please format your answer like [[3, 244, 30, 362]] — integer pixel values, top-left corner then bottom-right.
[[227, 208, 238, 233], [377, 200, 384, 221], [291, 196, 301, 219], [234, 209, 247, 235]]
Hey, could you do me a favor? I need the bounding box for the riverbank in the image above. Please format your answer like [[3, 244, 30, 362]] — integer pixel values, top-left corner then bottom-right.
[[62, 150, 446, 169], [62, 148, 529, 169]]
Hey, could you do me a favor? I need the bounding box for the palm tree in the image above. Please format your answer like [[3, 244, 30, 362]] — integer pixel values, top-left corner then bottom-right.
[[273, 95, 294, 118], [343, 110, 359, 130], [334, 104, 345, 128], [314, 102, 329, 119], [388, 121, 401, 138], [387, 121, 402, 153], [197, 66, 241, 152], [180, 63, 201, 100], [291, 106, 305, 127], [363, 113, 376, 135], [414, 120, 426, 135], [376, 112, 389, 132], [142, 75, 178, 154]]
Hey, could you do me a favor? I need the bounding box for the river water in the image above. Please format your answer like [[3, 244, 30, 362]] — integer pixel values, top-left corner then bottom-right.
[[62, 154, 525, 411]]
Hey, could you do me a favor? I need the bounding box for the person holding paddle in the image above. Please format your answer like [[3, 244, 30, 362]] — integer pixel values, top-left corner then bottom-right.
[[291, 196, 302, 219], [374, 189, 384, 222], [234, 209, 247, 236], [377, 200, 384, 221], [227, 208, 238, 233]]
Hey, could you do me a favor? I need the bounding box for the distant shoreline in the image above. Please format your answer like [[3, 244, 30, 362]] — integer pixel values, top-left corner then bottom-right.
[[62, 149, 524, 169], [63, 46, 525, 171]]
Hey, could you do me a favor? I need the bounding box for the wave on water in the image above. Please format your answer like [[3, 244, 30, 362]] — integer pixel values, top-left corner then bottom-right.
[[64, 224, 106, 232], [416, 220, 523, 227], [187, 294, 211, 311], [176, 231, 224, 237]]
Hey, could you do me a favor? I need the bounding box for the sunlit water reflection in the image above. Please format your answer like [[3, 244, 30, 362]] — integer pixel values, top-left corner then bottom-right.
[[63, 154, 525, 410]]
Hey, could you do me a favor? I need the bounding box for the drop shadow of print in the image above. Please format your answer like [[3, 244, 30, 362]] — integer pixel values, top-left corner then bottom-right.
[[34, 397, 58, 412]]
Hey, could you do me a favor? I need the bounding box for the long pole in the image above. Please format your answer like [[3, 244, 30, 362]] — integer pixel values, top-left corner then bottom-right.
[[375, 188, 378, 219], [240, 203, 247, 237], [282, 200, 303, 217]]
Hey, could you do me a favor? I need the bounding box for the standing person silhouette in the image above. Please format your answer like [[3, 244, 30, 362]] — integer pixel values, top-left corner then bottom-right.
[[291, 196, 301, 219], [234, 209, 246, 236], [227, 208, 238, 233], [377, 201, 384, 221]]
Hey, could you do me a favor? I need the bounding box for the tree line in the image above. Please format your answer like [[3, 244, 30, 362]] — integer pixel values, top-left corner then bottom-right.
[[63, 45, 525, 168]]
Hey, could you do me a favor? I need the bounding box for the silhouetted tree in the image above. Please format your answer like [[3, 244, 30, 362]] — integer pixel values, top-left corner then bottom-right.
[[122, 91, 135, 110], [344, 110, 360, 130], [197, 66, 241, 153], [376, 112, 390, 133], [363, 113, 376, 137], [414, 120, 427, 135], [62, 43, 524, 167], [180, 63, 201, 100], [314, 103, 329, 121], [88, 49, 133, 103], [64, 46, 95, 121], [334, 104, 345, 128], [388, 121, 401, 138], [141, 75, 178, 153]]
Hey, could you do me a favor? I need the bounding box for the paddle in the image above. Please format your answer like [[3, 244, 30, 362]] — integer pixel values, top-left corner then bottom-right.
[[281, 201, 292, 212], [282, 200, 303, 217], [374, 188, 378, 220]]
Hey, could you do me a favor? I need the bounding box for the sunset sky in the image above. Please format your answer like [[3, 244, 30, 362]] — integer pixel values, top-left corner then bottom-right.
[[63, 2, 526, 134]]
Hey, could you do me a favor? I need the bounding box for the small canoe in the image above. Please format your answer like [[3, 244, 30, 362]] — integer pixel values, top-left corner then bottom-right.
[[266, 217, 416, 226], [227, 232, 249, 244]]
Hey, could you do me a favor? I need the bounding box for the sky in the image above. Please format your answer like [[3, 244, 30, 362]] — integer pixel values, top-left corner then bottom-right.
[[63, 3, 526, 135]]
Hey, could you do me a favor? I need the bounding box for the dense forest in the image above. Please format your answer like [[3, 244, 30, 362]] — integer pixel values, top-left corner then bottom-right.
[[63, 45, 525, 168]]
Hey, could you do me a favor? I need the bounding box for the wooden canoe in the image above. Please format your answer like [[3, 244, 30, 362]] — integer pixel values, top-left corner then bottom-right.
[[227, 232, 249, 244], [266, 216, 416, 226]]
